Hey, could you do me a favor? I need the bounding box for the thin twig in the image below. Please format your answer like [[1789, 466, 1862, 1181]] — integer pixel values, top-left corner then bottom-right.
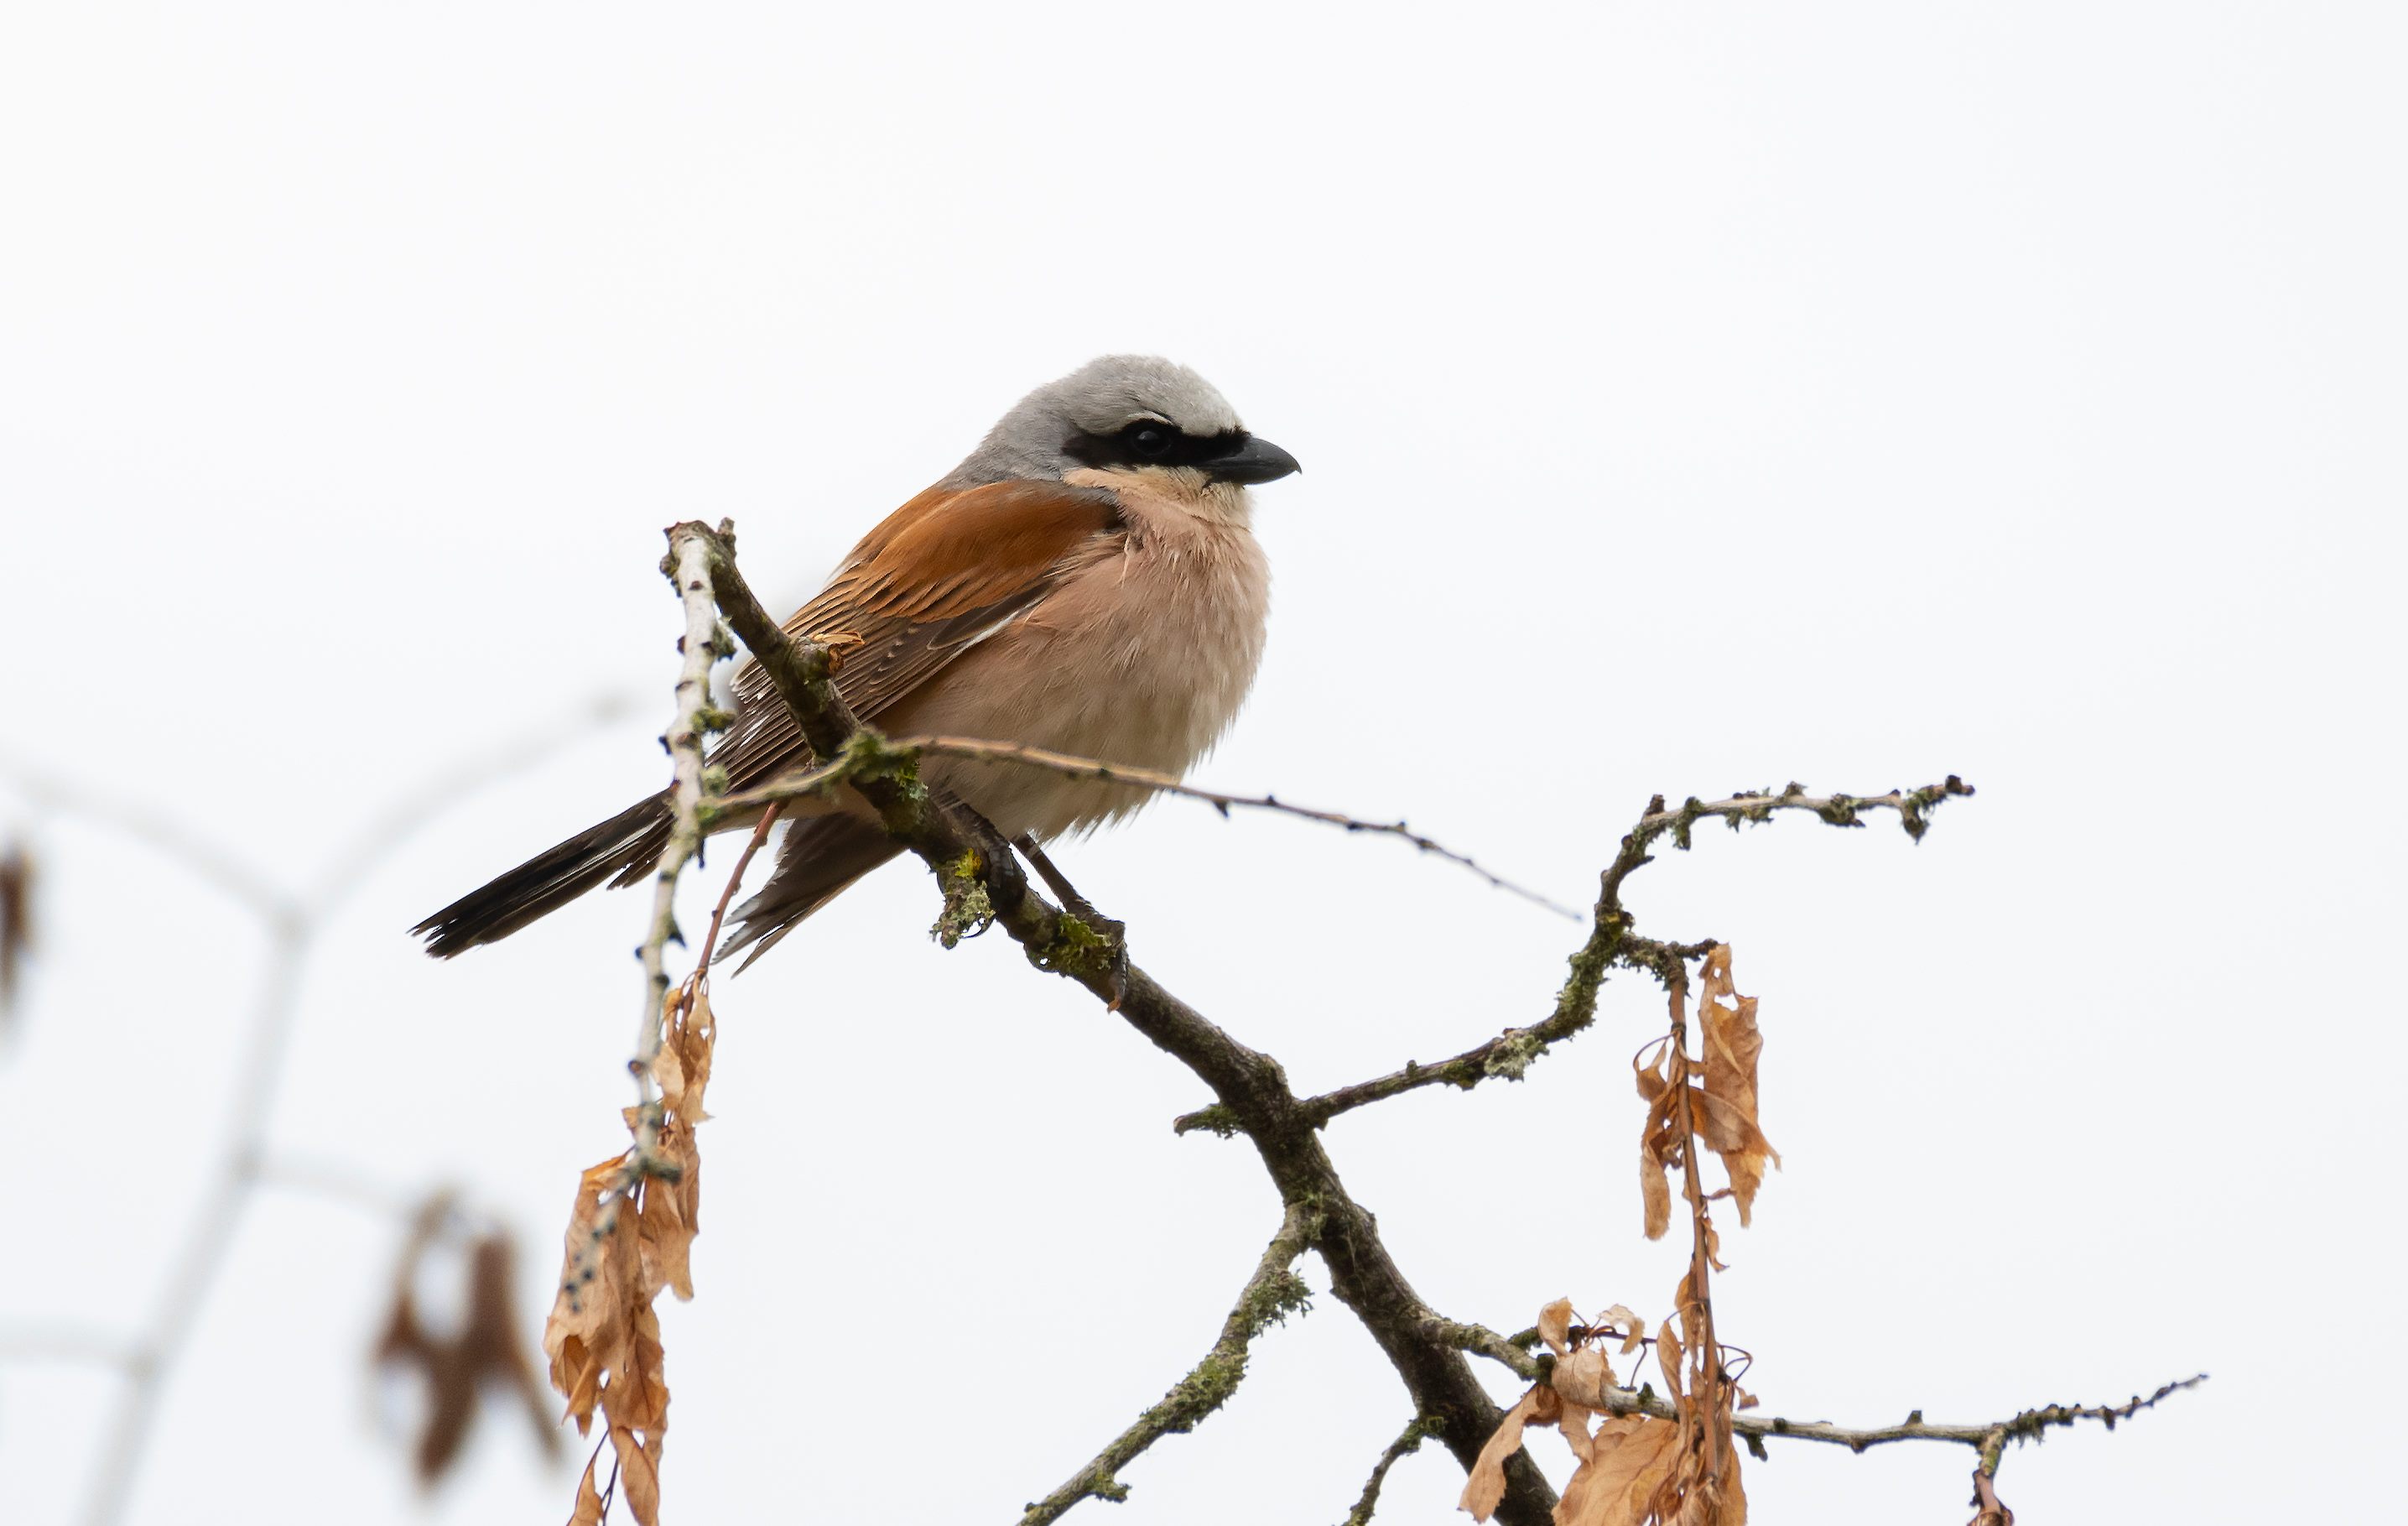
[[693, 802, 783, 977], [0, 753, 294, 921], [304, 691, 640, 909], [1339, 1414, 1440, 1526], [0, 695, 639, 920], [712, 733, 1584, 921], [1445, 1326, 2203, 1462], [1630, 779, 1975, 865], [628, 523, 733, 1169], [0, 1325, 141, 1370], [1018, 1203, 1318, 1525]]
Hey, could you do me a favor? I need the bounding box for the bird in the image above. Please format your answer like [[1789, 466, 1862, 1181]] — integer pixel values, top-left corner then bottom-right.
[[414, 355, 1298, 965]]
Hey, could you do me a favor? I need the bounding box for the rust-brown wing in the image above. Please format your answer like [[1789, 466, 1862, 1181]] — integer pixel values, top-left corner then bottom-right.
[[711, 478, 1124, 791]]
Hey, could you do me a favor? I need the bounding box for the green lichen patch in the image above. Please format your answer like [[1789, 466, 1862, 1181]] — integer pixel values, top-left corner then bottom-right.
[[930, 851, 994, 948], [1029, 911, 1123, 982]]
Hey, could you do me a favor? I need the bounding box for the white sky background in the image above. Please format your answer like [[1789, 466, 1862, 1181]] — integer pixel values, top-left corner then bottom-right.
[[2, 3, 2400, 1523]]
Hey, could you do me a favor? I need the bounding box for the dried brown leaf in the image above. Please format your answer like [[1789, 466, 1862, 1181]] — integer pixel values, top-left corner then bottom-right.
[[1539, 1297, 1577, 1357], [653, 983, 716, 1123], [1671, 1268, 1703, 1351], [548, 962, 724, 1523], [1558, 1399, 1596, 1466], [568, 1451, 605, 1526], [1552, 1346, 1620, 1409], [1598, 1305, 1646, 1355], [543, 1159, 644, 1435], [1640, 1143, 1672, 1241], [613, 1421, 663, 1526], [1693, 947, 1779, 1225], [637, 1120, 700, 1302], [1636, 1033, 1688, 1240], [1633, 1036, 1671, 1103], [1461, 1388, 1545, 1521], [1655, 1318, 1684, 1396], [374, 1200, 559, 1484], [1557, 1415, 1682, 1526]]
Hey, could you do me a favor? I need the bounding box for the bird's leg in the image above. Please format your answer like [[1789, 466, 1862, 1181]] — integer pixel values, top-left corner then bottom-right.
[[1013, 832, 1128, 1007]]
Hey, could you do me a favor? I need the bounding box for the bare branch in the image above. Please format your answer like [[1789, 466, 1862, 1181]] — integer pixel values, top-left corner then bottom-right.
[[1018, 1204, 1317, 1524]]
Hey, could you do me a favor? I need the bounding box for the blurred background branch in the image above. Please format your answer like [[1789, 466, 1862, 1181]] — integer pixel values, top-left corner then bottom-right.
[[0, 695, 631, 1525]]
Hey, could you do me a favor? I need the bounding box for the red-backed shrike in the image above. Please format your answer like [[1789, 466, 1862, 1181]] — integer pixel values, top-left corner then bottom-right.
[[416, 355, 1298, 962]]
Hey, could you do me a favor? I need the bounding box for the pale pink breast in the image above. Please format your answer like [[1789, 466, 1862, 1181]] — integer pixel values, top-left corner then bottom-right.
[[880, 493, 1271, 840]]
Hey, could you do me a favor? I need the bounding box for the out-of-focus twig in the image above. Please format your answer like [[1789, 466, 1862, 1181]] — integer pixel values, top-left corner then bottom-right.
[[0, 696, 632, 1526]]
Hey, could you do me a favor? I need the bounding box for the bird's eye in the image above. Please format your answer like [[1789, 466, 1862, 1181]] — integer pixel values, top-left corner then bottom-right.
[[1125, 423, 1176, 460]]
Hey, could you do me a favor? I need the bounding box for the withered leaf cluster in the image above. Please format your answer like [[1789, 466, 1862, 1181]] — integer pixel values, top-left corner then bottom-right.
[[545, 978, 717, 1526], [1461, 1296, 1748, 1526], [1636, 945, 1776, 1239], [372, 1197, 557, 1486], [1466, 945, 1774, 1525]]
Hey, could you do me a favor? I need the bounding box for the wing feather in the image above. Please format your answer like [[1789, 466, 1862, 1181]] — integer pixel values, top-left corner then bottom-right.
[[710, 478, 1122, 791]]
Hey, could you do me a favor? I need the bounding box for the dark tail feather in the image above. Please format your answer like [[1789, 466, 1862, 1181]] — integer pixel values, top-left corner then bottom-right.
[[717, 813, 903, 971], [413, 794, 673, 957]]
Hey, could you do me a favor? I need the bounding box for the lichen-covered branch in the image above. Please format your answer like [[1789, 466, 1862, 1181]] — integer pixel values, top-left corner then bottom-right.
[[1017, 1203, 1318, 1525], [1443, 1321, 2202, 1467], [630, 523, 736, 1164]]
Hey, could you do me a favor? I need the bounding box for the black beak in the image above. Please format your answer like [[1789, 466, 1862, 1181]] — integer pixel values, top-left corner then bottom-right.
[[1203, 435, 1302, 486]]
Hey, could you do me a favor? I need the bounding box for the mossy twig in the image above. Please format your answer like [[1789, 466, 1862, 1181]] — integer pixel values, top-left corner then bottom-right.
[[1017, 1204, 1318, 1525]]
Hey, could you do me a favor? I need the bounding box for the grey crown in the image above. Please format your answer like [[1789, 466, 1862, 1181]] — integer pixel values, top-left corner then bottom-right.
[[944, 355, 1245, 488]]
